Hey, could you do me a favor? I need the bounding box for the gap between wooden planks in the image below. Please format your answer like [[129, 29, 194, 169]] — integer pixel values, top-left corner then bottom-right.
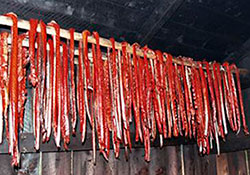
[[1, 14, 249, 75]]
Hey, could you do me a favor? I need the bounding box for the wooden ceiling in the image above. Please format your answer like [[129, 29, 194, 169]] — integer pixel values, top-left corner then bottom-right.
[[0, 0, 250, 62]]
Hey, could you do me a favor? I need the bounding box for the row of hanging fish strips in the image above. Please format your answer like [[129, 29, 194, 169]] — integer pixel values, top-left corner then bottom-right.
[[0, 13, 248, 166]]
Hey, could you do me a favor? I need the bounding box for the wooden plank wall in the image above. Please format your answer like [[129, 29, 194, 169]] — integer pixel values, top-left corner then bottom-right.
[[0, 145, 249, 175]]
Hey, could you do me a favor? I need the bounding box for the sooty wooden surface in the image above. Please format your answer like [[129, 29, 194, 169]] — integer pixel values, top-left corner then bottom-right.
[[0, 145, 248, 175]]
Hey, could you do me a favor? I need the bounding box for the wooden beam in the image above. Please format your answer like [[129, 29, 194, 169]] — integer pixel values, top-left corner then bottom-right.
[[0, 14, 249, 74], [9, 131, 250, 155], [0, 129, 248, 155], [210, 132, 250, 154], [17, 132, 193, 154]]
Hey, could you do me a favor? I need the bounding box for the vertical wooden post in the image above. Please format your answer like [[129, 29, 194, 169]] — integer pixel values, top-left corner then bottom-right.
[[216, 154, 229, 175]]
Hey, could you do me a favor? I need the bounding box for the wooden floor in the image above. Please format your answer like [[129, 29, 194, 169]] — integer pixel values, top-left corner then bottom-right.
[[0, 145, 249, 175]]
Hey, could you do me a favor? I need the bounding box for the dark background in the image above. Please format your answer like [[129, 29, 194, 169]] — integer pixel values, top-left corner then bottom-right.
[[0, 0, 250, 63], [0, 1, 249, 174]]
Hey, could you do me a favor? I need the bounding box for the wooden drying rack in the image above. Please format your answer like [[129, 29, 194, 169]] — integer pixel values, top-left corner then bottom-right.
[[0, 15, 249, 75], [0, 15, 249, 155]]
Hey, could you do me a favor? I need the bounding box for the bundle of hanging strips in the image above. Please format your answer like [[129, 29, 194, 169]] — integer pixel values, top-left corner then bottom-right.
[[0, 12, 249, 166]]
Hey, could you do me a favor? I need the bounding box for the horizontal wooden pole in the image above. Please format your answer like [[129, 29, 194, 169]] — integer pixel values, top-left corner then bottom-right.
[[0, 130, 247, 154], [0, 14, 249, 75], [210, 131, 250, 154], [0, 132, 193, 154], [7, 36, 83, 64]]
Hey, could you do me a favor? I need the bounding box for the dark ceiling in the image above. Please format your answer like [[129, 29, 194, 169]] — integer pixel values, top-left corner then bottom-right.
[[0, 0, 250, 62]]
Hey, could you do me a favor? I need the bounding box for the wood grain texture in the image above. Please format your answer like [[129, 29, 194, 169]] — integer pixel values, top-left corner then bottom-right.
[[216, 153, 229, 175], [0, 154, 17, 175], [73, 146, 182, 175], [0, 145, 249, 175], [227, 151, 247, 175], [42, 152, 71, 175], [184, 145, 195, 175], [197, 153, 217, 175], [18, 153, 40, 175]]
